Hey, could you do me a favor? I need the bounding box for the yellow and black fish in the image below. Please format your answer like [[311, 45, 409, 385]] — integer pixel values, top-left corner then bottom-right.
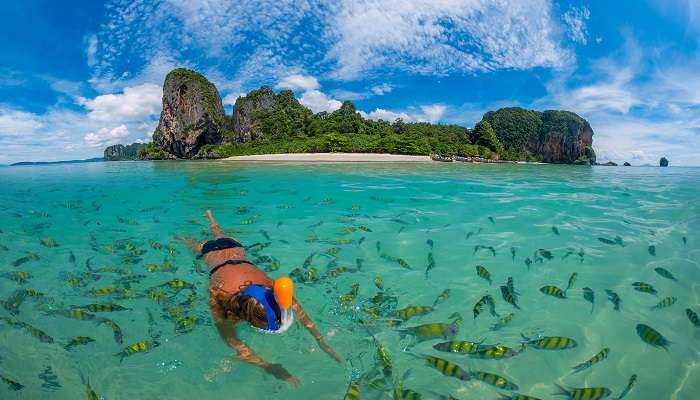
[[565, 273, 577, 294], [571, 348, 609, 374], [1, 271, 32, 284], [470, 344, 525, 360], [653, 267, 676, 281], [375, 341, 393, 378], [651, 296, 676, 310], [343, 382, 360, 400], [423, 355, 471, 381], [490, 313, 514, 331], [97, 318, 123, 344], [540, 285, 566, 299], [397, 313, 460, 342], [117, 339, 160, 361], [476, 265, 492, 284], [631, 282, 656, 295], [500, 286, 520, 309], [615, 374, 637, 400], [686, 308, 700, 327], [523, 335, 577, 350], [432, 339, 488, 354], [499, 394, 542, 400], [87, 286, 116, 296], [472, 371, 518, 390], [339, 283, 359, 305], [65, 336, 95, 350], [554, 385, 611, 400], [636, 324, 670, 349], [433, 289, 450, 306], [373, 276, 384, 290], [397, 305, 433, 320]]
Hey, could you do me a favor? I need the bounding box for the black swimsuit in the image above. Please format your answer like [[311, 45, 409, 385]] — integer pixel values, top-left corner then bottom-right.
[[198, 237, 253, 277]]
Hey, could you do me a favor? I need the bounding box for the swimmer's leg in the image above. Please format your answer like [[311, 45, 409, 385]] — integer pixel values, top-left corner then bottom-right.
[[205, 210, 225, 239]]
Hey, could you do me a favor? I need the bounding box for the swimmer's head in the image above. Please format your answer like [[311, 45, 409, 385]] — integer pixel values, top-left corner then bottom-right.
[[234, 284, 281, 331]]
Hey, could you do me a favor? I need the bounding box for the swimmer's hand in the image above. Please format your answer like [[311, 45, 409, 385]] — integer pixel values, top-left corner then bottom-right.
[[264, 363, 300, 387]]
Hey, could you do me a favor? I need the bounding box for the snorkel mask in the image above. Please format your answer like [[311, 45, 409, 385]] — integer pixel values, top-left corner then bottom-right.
[[239, 277, 294, 334]]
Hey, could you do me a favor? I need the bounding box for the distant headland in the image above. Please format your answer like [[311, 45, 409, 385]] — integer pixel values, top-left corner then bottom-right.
[[105, 68, 597, 165]]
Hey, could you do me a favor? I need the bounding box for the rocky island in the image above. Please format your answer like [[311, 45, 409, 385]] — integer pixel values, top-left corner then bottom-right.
[[106, 68, 596, 164]]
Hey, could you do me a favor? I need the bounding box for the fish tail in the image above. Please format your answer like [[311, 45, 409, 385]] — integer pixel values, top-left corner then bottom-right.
[[570, 362, 588, 374]]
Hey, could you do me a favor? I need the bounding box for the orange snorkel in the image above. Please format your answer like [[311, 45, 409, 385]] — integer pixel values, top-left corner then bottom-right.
[[273, 276, 294, 331]]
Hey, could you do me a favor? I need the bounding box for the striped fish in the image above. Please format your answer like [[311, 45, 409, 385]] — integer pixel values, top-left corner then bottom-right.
[[523, 335, 577, 350], [472, 371, 518, 390], [470, 344, 525, 360], [571, 348, 609, 374], [582, 287, 595, 313], [554, 385, 611, 399], [433, 289, 450, 306], [565, 273, 577, 293], [499, 394, 542, 400], [343, 382, 360, 400], [476, 265, 492, 284], [605, 290, 620, 311], [650, 296, 677, 310], [375, 341, 393, 378], [506, 277, 519, 300], [631, 282, 657, 295], [636, 324, 670, 349], [491, 313, 514, 331], [614, 374, 637, 400], [397, 305, 433, 320], [540, 285, 566, 299], [653, 267, 676, 281], [433, 340, 489, 354], [500, 286, 520, 309], [397, 318, 460, 342], [423, 355, 471, 381], [686, 308, 700, 327]]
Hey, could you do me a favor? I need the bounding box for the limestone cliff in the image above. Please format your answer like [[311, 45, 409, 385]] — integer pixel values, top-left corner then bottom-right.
[[153, 68, 228, 158], [482, 107, 596, 164], [104, 143, 147, 161]]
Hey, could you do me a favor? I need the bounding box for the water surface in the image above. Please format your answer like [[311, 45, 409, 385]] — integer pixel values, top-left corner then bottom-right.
[[0, 162, 698, 399]]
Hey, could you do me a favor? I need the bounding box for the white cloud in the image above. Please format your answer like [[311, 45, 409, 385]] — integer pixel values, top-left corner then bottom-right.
[[326, 0, 571, 80], [361, 108, 413, 122], [86, 34, 98, 67], [78, 83, 162, 123], [84, 125, 129, 147], [299, 90, 342, 113], [563, 6, 591, 45], [420, 104, 447, 123], [91, 0, 573, 87], [277, 74, 320, 91], [361, 103, 449, 123], [222, 92, 246, 106], [371, 83, 393, 96], [0, 108, 44, 138]]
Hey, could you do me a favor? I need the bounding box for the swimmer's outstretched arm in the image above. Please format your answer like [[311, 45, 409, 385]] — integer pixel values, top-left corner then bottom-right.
[[292, 299, 342, 363], [211, 304, 299, 386]]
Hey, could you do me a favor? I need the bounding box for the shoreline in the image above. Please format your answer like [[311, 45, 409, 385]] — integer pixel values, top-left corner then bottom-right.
[[221, 153, 432, 162]]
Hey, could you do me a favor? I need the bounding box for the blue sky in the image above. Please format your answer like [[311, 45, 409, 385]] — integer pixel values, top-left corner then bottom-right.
[[1, 0, 699, 165]]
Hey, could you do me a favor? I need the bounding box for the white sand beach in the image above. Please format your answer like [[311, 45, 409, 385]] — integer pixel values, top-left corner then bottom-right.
[[222, 153, 432, 162]]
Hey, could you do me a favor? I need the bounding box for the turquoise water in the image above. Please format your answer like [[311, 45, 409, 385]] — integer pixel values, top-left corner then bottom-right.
[[0, 161, 699, 399]]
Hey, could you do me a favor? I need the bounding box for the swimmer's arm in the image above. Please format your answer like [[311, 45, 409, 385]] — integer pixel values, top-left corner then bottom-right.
[[292, 299, 342, 363], [212, 307, 298, 384]]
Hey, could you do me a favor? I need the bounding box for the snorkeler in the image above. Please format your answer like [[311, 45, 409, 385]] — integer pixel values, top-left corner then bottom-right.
[[181, 211, 341, 386]]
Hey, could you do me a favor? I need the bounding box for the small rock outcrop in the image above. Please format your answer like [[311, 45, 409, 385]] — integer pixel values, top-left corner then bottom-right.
[[153, 68, 227, 158], [660, 157, 669, 167], [623, 162, 631, 166], [601, 161, 618, 166], [104, 143, 147, 161]]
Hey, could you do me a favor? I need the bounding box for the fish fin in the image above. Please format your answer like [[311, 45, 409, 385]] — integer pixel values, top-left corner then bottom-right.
[[553, 383, 570, 397]]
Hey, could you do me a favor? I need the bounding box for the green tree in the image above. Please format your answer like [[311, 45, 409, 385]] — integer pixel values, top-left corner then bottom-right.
[[473, 120, 504, 154]]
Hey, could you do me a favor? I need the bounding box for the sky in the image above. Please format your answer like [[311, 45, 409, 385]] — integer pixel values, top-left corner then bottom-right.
[[1, 0, 699, 165]]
